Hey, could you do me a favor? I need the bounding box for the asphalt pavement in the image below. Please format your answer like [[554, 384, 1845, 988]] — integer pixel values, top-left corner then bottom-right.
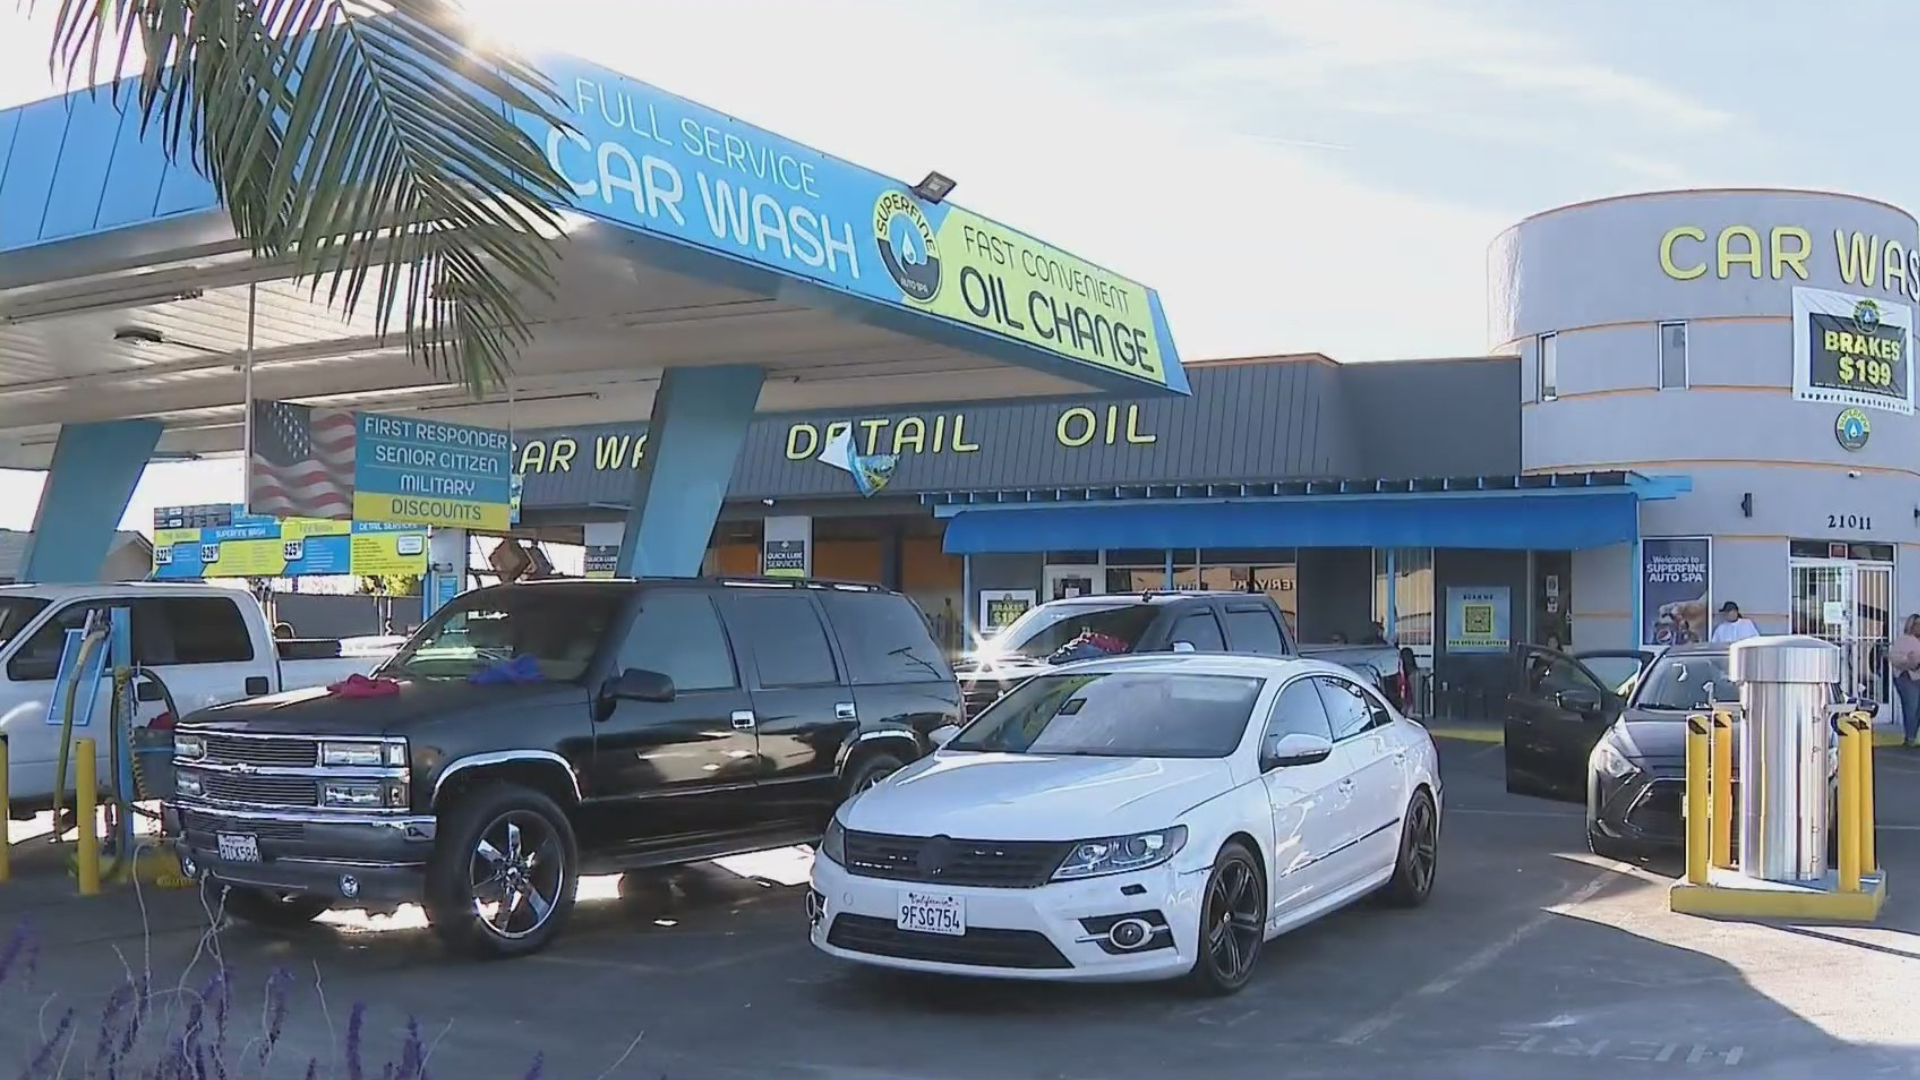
[[0, 737, 1916, 1079]]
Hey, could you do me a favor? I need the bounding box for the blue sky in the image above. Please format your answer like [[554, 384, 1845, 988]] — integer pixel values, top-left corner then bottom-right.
[[0, 0, 1909, 528]]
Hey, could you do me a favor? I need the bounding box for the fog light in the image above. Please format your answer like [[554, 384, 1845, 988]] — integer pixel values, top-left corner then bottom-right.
[[338, 874, 360, 900], [1108, 918, 1152, 950], [805, 890, 824, 926], [179, 855, 199, 880]]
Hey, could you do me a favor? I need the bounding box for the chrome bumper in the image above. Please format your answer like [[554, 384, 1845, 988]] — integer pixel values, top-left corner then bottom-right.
[[171, 801, 437, 902]]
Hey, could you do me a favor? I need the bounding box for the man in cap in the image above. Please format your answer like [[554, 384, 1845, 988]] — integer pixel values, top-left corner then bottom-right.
[[1709, 601, 1761, 643]]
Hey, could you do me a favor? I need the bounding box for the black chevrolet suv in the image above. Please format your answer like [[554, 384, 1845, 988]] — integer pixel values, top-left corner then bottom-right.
[[168, 578, 961, 957]]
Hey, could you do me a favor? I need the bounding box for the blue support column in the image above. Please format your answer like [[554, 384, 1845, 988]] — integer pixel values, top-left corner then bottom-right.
[[615, 365, 764, 578], [20, 420, 162, 584]]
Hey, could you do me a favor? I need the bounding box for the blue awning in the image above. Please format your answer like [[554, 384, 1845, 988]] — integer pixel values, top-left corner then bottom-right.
[[940, 491, 1642, 555]]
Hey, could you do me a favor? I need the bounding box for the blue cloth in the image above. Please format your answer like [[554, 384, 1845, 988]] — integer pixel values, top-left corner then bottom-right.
[[468, 655, 545, 685]]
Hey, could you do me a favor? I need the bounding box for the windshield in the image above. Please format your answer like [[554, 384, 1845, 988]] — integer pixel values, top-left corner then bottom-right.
[[380, 589, 623, 682], [947, 671, 1262, 758], [981, 602, 1158, 661], [1632, 654, 1737, 711], [0, 598, 48, 650]]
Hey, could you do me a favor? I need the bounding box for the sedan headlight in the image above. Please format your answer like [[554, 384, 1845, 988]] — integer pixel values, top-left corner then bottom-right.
[[819, 817, 847, 866], [321, 741, 406, 768], [1052, 826, 1188, 881], [175, 771, 203, 798], [174, 733, 206, 761], [1590, 739, 1635, 780]]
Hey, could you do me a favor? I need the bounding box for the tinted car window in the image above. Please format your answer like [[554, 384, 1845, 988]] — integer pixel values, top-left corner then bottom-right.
[[950, 671, 1261, 758], [819, 591, 952, 685], [1315, 676, 1376, 740], [1171, 612, 1226, 652], [1223, 607, 1285, 655], [731, 592, 841, 687], [983, 602, 1159, 660], [619, 590, 736, 692], [147, 597, 255, 664], [385, 588, 623, 681], [1266, 678, 1334, 742]]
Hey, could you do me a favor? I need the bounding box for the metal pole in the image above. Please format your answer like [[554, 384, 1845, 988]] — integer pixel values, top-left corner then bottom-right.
[[241, 284, 257, 499], [76, 739, 99, 896], [961, 552, 972, 647], [1858, 711, 1877, 872], [1711, 708, 1735, 869], [1685, 713, 1710, 884], [1838, 717, 1861, 893]]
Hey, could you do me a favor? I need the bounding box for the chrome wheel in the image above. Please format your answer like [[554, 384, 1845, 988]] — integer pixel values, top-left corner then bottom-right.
[[1202, 857, 1263, 987], [469, 812, 564, 940]]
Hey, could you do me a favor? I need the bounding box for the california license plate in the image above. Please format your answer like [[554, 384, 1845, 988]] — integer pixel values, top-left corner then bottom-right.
[[216, 833, 261, 863], [896, 890, 965, 936]]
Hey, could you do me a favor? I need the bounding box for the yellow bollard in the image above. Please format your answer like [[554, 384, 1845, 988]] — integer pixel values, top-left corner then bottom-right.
[[75, 738, 98, 897], [1837, 720, 1861, 893], [1854, 713, 1876, 875], [0, 733, 11, 885], [1711, 709, 1735, 869], [1685, 714, 1711, 886]]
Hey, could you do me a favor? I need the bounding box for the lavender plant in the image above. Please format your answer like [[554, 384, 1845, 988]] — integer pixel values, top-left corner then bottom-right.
[[0, 921, 632, 1080]]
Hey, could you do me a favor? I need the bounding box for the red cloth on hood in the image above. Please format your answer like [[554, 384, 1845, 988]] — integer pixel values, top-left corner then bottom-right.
[[327, 673, 401, 698]]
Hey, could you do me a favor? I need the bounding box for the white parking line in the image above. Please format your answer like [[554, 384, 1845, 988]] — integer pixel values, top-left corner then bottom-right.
[[1333, 864, 1621, 1047]]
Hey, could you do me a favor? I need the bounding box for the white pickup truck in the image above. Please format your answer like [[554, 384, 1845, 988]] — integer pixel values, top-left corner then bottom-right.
[[0, 582, 397, 812]]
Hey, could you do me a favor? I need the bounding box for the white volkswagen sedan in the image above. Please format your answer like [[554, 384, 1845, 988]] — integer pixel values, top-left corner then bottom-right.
[[808, 654, 1441, 994]]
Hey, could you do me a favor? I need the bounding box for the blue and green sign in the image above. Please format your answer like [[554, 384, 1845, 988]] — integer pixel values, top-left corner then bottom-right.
[[353, 414, 515, 531]]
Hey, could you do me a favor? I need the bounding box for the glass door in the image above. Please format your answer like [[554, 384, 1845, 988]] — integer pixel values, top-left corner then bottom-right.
[[1043, 564, 1101, 601]]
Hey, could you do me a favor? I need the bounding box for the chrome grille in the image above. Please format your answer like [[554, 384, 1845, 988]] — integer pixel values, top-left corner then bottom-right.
[[195, 773, 319, 808], [203, 736, 317, 768]]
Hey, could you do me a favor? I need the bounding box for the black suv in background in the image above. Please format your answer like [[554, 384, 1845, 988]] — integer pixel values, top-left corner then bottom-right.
[[168, 578, 961, 957]]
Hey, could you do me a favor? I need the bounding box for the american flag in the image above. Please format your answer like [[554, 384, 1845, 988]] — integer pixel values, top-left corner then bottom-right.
[[248, 399, 357, 520]]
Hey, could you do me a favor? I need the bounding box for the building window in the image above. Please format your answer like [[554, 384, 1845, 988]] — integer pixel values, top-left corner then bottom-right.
[[1371, 547, 1435, 647], [1537, 333, 1558, 402], [1659, 321, 1688, 389]]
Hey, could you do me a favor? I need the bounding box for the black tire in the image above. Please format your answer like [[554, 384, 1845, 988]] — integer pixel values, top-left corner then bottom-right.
[[844, 753, 906, 800], [1382, 790, 1440, 906], [425, 784, 578, 959], [1187, 841, 1266, 996], [210, 883, 332, 928]]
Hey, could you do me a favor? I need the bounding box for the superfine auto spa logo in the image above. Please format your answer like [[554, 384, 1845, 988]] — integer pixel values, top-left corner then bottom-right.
[[873, 190, 942, 302]]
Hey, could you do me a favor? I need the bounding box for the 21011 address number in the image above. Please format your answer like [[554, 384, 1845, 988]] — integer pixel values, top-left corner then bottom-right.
[[1829, 514, 1873, 530]]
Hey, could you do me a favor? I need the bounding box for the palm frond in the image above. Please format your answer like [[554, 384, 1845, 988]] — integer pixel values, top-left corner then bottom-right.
[[37, 0, 576, 396]]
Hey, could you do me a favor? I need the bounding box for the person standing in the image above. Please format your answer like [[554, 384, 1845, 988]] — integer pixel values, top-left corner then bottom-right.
[[1709, 601, 1761, 643], [1889, 615, 1920, 748]]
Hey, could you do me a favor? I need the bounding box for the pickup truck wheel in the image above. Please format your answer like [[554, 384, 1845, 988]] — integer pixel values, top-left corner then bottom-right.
[[211, 883, 332, 929], [425, 785, 578, 959], [844, 753, 906, 800]]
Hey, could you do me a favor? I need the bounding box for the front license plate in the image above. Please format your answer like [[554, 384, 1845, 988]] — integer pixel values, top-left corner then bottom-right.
[[896, 890, 965, 936], [216, 833, 261, 863]]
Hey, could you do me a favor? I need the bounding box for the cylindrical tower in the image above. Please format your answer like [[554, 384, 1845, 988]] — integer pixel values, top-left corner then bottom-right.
[[1490, 189, 1920, 686]]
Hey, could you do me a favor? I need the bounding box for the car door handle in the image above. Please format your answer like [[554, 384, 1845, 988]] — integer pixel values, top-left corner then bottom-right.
[[730, 710, 756, 730], [835, 702, 857, 721]]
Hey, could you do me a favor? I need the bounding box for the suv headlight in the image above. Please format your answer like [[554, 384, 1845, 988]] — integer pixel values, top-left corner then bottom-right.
[[175, 771, 203, 798], [322, 779, 410, 809], [1590, 739, 1635, 779], [321, 741, 406, 768], [819, 817, 847, 866], [174, 733, 206, 761], [1052, 826, 1188, 881]]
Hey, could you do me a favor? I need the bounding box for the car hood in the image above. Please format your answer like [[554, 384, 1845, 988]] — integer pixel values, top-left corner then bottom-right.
[[840, 751, 1234, 840], [1610, 710, 1693, 764], [179, 679, 588, 736]]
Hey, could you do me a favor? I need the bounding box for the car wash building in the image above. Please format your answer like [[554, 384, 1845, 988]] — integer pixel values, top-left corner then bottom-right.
[[510, 187, 1920, 710]]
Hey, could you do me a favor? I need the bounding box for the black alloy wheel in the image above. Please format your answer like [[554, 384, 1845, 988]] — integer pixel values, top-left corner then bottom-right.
[[1189, 842, 1266, 996], [1383, 790, 1439, 907]]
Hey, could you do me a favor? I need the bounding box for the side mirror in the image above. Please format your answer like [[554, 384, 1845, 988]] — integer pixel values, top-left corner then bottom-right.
[[1171, 641, 1196, 654], [1855, 698, 1882, 719], [606, 668, 675, 704], [1555, 687, 1602, 713], [1262, 731, 1335, 771], [929, 724, 961, 749]]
